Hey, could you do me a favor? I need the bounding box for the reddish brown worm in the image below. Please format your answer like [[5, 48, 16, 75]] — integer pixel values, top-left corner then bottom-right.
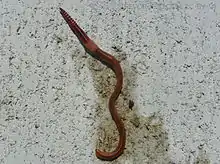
[[60, 8, 126, 161]]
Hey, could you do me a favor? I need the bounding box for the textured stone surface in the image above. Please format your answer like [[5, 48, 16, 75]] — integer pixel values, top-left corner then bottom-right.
[[1, 0, 219, 163]]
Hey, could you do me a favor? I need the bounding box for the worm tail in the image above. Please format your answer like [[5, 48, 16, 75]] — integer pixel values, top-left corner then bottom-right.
[[95, 118, 126, 161], [95, 57, 126, 161]]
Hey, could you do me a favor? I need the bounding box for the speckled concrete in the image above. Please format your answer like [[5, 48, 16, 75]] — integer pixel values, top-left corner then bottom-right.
[[1, 0, 220, 163]]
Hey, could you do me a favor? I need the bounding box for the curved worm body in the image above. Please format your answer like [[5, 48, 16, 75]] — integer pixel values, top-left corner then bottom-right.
[[60, 8, 126, 161]]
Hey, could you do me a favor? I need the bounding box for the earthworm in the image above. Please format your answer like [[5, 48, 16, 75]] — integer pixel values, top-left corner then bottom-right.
[[60, 8, 126, 161]]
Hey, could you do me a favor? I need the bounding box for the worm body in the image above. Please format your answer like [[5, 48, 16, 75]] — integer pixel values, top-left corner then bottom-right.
[[60, 8, 126, 161]]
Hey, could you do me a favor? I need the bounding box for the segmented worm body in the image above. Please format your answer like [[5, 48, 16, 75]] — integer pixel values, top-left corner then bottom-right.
[[60, 8, 126, 161]]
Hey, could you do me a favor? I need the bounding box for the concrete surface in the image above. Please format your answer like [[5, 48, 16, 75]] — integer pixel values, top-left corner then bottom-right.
[[1, 0, 220, 163]]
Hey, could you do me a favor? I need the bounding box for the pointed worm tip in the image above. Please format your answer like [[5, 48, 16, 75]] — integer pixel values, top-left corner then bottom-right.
[[59, 7, 64, 13]]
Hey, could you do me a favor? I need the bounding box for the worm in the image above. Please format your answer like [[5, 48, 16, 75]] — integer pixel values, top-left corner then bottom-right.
[[60, 8, 126, 161]]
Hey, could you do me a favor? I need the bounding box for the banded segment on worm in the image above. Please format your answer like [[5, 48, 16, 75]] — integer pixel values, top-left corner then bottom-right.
[[60, 8, 126, 161]]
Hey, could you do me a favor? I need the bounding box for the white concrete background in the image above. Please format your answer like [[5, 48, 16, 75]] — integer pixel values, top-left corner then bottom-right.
[[1, 0, 220, 163]]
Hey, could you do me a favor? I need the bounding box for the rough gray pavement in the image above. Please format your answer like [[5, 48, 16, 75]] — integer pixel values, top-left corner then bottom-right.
[[1, 0, 220, 163]]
